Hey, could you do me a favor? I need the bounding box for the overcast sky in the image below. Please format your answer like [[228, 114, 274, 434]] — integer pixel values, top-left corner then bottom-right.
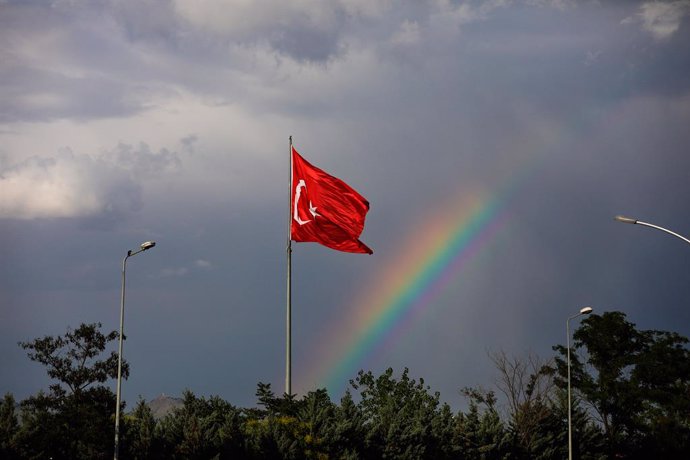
[[2, 0, 690, 410]]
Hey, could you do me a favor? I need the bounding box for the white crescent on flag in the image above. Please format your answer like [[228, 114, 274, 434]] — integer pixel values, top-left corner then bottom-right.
[[293, 179, 311, 225]]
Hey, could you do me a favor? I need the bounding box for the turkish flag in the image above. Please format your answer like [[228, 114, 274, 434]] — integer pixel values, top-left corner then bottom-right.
[[291, 147, 373, 254]]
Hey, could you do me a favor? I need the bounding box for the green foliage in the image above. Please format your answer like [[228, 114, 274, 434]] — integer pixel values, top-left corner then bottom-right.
[[8, 314, 689, 459], [517, 388, 606, 460], [242, 383, 301, 459], [330, 390, 367, 457], [122, 398, 157, 459], [350, 367, 452, 459], [552, 311, 690, 459], [243, 385, 340, 459], [13, 386, 117, 460], [455, 387, 508, 459], [0, 393, 19, 459], [14, 323, 123, 459], [155, 390, 244, 459], [488, 350, 557, 457], [18, 322, 126, 396], [254, 381, 302, 417], [297, 389, 337, 458]]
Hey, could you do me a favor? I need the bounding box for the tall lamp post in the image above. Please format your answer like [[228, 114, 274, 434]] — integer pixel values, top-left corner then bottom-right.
[[614, 215, 690, 245], [114, 241, 156, 460], [567, 306, 593, 460]]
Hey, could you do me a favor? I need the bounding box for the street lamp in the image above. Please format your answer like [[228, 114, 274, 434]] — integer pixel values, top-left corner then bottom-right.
[[614, 215, 690, 245], [114, 241, 156, 460], [567, 306, 593, 460]]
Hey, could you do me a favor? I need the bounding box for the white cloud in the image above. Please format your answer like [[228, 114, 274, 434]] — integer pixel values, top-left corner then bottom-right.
[[623, 1, 690, 40], [0, 143, 180, 220], [155, 259, 213, 278], [0, 152, 103, 219], [584, 49, 603, 66], [195, 259, 213, 269], [158, 267, 189, 278]]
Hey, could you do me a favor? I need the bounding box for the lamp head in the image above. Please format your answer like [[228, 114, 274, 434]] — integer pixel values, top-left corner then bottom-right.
[[614, 215, 637, 224], [140, 241, 156, 251], [580, 306, 593, 315]]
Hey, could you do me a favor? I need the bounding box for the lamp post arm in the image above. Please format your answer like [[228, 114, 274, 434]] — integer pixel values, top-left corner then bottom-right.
[[635, 220, 690, 245]]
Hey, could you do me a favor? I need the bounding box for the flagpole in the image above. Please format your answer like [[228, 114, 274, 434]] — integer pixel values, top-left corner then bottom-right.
[[286, 135, 293, 396]]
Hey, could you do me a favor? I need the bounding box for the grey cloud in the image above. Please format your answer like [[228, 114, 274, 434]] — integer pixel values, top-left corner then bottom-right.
[[3, 0, 646, 127], [107, 0, 181, 43], [0, 67, 149, 123], [107, 142, 181, 177], [267, 25, 344, 63], [584, 49, 603, 66], [0, 2, 170, 123], [180, 134, 199, 153], [170, 0, 353, 63], [166, 0, 529, 64], [525, 0, 577, 8]]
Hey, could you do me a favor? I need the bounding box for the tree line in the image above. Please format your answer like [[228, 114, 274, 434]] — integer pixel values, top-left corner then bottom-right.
[[1, 311, 689, 459]]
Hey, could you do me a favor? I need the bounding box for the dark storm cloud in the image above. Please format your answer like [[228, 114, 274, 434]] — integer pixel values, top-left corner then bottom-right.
[[267, 25, 344, 63], [0, 67, 150, 123], [0, 1, 168, 123], [3, 0, 686, 125]]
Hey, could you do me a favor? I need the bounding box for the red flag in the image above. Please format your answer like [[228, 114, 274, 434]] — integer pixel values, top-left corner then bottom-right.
[[291, 147, 373, 254]]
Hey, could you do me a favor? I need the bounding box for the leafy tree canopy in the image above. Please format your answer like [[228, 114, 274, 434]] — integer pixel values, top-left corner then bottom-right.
[[551, 311, 690, 458], [18, 322, 126, 397]]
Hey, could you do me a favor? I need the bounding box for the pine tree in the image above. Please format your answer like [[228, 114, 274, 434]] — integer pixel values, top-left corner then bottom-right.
[[0, 393, 19, 459]]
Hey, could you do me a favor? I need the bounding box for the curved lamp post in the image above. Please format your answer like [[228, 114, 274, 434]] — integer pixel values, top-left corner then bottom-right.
[[114, 241, 156, 460], [614, 215, 690, 245], [567, 306, 593, 460]]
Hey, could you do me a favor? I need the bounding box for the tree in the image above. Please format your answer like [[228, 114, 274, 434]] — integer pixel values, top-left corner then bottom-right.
[[122, 398, 157, 459], [350, 367, 452, 459], [0, 393, 19, 459], [297, 389, 337, 458], [520, 387, 606, 460], [551, 311, 690, 459], [489, 350, 556, 455], [330, 390, 367, 458], [242, 382, 306, 459], [155, 390, 244, 459], [18, 322, 126, 398], [15, 322, 125, 459], [455, 387, 508, 459]]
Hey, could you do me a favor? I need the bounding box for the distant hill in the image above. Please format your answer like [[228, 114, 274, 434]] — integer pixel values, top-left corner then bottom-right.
[[147, 394, 183, 419]]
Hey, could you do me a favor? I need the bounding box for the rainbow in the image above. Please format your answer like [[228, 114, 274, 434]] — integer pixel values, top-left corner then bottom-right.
[[299, 184, 512, 394], [295, 116, 561, 395]]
